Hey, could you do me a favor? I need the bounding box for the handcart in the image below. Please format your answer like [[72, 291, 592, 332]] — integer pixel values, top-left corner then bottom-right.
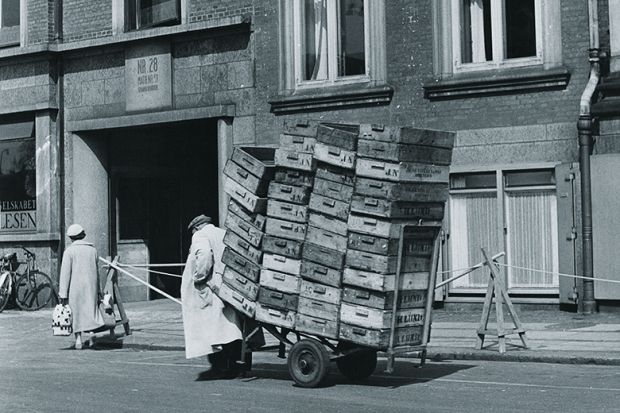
[[236, 221, 442, 388]]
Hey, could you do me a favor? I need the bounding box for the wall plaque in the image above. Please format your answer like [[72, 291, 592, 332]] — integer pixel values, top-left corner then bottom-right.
[[125, 41, 172, 112]]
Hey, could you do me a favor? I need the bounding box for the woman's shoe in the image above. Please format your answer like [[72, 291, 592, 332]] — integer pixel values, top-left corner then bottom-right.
[[75, 335, 83, 350]]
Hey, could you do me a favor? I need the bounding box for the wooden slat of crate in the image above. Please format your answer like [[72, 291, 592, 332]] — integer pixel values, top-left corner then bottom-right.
[[262, 235, 303, 259], [345, 249, 431, 274], [342, 268, 430, 292], [348, 232, 399, 256], [222, 247, 261, 283], [342, 286, 427, 310], [297, 296, 340, 320], [300, 260, 342, 288], [280, 134, 316, 153], [350, 196, 445, 220], [267, 199, 308, 223], [274, 168, 314, 188], [340, 303, 425, 329], [259, 269, 301, 294], [313, 142, 356, 170], [295, 313, 339, 340], [359, 124, 455, 148], [268, 182, 311, 205], [218, 283, 256, 318], [258, 287, 299, 312], [300, 280, 341, 305], [357, 139, 453, 165], [223, 231, 263, 264], [308, 212, 349, 237], [316, 123, 358, 151], [255, 303, 296, 329], [223, 177, 267, 214], [274, 148, 316, 172], [265, 217, 307, 242], [308, 193, 350, 221], [347, 214, 401, 238], [315, 163, 356, 186], [228, 199, 266, 231], [356, 158, 449, 183], [313, 177, 354, 203], [224, 210, 264, 248], [282, 119, 319, 137], [338, 324, 424, 349], [302, 242, 346, 270], [230, 146, 276, 180], [223, 160, 269, 196], [354, 178, 449, 203], [262, 252, 302, 276], [222, 266, 259, 300], [305, 225, 348, 252]]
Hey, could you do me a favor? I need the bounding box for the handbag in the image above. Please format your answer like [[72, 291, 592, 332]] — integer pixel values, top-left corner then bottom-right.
[[52, 303, 73, 336], [99, 300, 116, 329]]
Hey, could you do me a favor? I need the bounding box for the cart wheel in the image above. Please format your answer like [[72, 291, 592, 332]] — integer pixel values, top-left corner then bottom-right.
[[287, 339, 330, 388], [336, 343, 377, 382]]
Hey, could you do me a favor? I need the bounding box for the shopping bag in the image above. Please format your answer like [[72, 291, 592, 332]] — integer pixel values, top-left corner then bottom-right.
[[52, 304, 73, 336]]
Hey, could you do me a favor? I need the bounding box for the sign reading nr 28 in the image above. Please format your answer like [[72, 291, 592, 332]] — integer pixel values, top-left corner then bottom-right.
[[137, 57, 159, 93], [125, 42, 172, 112]]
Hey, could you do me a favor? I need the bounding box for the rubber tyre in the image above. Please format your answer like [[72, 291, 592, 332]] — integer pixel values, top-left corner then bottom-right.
[[15, 271, 55, 311], [287, 339, 330, 388], [335, 343, 377, 382], [0, 272, 11, 313]]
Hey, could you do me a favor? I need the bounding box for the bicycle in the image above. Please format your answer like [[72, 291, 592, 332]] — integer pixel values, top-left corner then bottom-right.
[[0, 246, 57, 312]]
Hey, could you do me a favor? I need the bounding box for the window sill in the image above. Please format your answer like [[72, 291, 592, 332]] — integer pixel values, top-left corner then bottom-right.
[[423, 66, 570, 100], [269, 83, 394, 115]]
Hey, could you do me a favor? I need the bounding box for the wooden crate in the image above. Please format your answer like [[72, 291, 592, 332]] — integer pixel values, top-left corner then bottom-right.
[[222, 247, 261, 283], [230, 146, 276, 180], [338, 324, 424, 349], [316, 163, 356, 186], [268, 182, 311, 205], [218, 283, 256, 318], [357, 139, 453, 165], [295, 313, 339, 340], [342, 286, 427, 310], [302, 242, 346, 270], [305, 225, 348, 252], [313, 142, 356, 170], [359, 124, 455, 148], [267, 199, 308, 223], [347, 214, 441, 238], [227, 200, 266, 231], [354, 178, 449, 203], [345, 249, 431, 274], [279, 134, 316, 153], [297, 296, 340, 320], [262, 235, 303, 259], [356, 158, 449, 183], [274, 168, 314, 188], [308, 193, 350, 221], [223, 230, 263, 264], [262, 253, 302, 276], [316, 123, 358, 151], [340, 303, 425, 329], [258, 287, 299, 312], [300, 280, 341, 305], [265, 217, 307, 242], [222, 266, 259, 300], [223, 177, 267, 214], [300, 260, 342, 288], [224, 210, 264, 248], [312, 177, 354, 203], [259, 269, 301, 294], [223, 160, 269, 196], [308, 212, 349, 237], [347, 232, 435, 257], [255, 304, 296, 329], [342, 268, 430, 292], [282, 119, 319, 137], [274, 148, 316, 172], [350, 197, 445, 220]]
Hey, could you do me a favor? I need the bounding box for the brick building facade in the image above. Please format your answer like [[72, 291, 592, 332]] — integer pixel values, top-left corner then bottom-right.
[[0, 1, 616, 310]]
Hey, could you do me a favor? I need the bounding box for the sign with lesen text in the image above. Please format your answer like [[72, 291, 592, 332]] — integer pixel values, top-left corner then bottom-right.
[[125, 42, 172, 112], [0, 138, 36, 232]]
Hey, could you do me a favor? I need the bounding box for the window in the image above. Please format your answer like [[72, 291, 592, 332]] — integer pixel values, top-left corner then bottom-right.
[[448, 169, 558, 292], [125, 0, 181, 31], [0, 0, 20, 48]]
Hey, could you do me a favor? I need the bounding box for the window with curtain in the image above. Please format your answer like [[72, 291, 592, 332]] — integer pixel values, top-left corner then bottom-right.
[[0, 0, 20, 48], [125, 0, 180, 31]]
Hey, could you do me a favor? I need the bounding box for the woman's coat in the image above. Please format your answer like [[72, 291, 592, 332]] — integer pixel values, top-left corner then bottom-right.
[[58, 240, 104, 333], [181, 224, 242, 359]]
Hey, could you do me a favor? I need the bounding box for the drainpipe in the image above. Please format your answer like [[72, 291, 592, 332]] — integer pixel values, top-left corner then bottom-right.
[[577, 0, 600, 314]]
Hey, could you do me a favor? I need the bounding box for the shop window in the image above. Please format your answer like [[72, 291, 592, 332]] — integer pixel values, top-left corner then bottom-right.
[[0, 0, 20, 48], [125, 0, 181, 31], [448, 168, 558, 292]]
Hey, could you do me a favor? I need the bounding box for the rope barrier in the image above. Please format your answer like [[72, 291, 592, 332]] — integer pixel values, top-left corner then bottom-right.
[[120, 263, 184, 279], [118, 263, 186, 268], [495, 262, 620, 285], [435, 252, 505, 289]]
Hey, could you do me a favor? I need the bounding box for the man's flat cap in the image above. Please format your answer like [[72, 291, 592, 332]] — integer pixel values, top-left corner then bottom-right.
[[187, 214, 211, 230]]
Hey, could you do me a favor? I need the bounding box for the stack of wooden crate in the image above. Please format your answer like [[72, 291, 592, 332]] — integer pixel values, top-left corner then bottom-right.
[[338, 124, 454, 348], [219, 147, 275, 318], [255, 121, 318, 330]]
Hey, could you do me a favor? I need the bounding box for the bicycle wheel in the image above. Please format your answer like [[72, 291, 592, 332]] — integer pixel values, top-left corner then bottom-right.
[[0, 272, 12, 313], [15, 270, 55, 311]]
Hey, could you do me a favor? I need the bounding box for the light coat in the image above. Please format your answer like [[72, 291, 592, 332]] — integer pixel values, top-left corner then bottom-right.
[[181, 224, 242, 359], [58, 240, 104, 333]]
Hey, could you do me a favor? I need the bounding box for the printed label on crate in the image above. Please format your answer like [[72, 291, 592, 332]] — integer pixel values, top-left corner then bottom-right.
[[356, 159, 449, 183], [313, 142, 356, 170], [274, 149, 316, 172]]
